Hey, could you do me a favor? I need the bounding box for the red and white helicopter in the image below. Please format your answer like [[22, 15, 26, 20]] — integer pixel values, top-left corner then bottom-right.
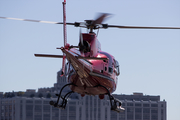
[[1, 0, 180, 112]]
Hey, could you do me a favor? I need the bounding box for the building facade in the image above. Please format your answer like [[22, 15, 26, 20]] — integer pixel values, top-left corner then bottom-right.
[[0, 70, 166, 120]]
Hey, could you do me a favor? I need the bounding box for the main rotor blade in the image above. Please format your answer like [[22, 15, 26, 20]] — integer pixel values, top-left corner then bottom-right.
[[93, 13, 111, 25], [0, 16, 75, 25], [34, 54, 64, 58], [2, 17, 179, 29], [107, 25, 180, 29]]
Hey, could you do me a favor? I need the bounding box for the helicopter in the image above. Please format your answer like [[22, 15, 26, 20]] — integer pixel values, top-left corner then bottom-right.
[[1, 0, 180, 113]]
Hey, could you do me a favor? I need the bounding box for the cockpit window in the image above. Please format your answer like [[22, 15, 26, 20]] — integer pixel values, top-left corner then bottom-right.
[[103, 60, 108, 63], [114, 59, 120, 76]]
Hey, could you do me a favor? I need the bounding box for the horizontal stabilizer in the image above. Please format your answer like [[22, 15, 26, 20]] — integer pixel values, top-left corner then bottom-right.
[[34, 54, 64, 58]]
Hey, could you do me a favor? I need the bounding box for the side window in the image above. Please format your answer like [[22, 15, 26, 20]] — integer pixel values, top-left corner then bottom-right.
[[108, 67, 113, 73]]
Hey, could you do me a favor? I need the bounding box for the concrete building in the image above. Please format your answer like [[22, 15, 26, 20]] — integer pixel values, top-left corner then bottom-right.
[[0, 70, 166, 120]]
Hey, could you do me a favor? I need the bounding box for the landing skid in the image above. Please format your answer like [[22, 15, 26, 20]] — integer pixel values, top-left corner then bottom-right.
[[95, 84, 125, 113], [50, 83, 124, 113], [49, 83, 76, 109], [111, 97, 125, 112]]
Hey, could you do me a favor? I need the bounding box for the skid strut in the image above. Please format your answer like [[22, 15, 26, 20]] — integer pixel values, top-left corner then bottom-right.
[[49, 83, 76, 109], [95, 84, 125, 113]]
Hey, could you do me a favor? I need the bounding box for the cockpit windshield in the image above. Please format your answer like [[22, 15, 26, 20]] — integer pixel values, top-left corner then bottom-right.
[[114, 60, 120, 76]]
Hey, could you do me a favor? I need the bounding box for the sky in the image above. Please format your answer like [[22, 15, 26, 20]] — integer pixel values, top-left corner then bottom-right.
[[0, 0, 180, 119]]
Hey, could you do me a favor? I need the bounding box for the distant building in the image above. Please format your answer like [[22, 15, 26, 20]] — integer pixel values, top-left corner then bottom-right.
[[0, 70, 166, 120]]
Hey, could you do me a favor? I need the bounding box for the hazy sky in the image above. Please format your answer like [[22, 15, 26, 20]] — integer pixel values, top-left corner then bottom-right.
[[0, 0, 180, 119]]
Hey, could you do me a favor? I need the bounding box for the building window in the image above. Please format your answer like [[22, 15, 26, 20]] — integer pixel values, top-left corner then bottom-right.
[[119, 112, 125, 120], [35, 100, 42, 104], [151, 104, 158, 107], [52, 107, 59, 119], [43, 105, 50, 120], [127, 103, 133, 106], [69, 101, 76, 105], [79, 107, 82, 120], [127, 108, 134, 120], [151, 109, 158, 113], [105, 108, 107, 120], [26, 104, 33, 120], [35, 105, 42, 111], [151, 109, 158, 120], [26, 100, 33, 104], [135, 103, 141, 107], [111, 111, 117, 120], [161, 109, 163, 114], [135, 108, 142, 113], [69, 106, 76, 120], [143, 104, 150, 107], [135, 114, 142, 120], [43, 101, 50, 104], [143, 114, 150, 120], [151, 115, 158, 120], [143, 108, 150, 113]]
